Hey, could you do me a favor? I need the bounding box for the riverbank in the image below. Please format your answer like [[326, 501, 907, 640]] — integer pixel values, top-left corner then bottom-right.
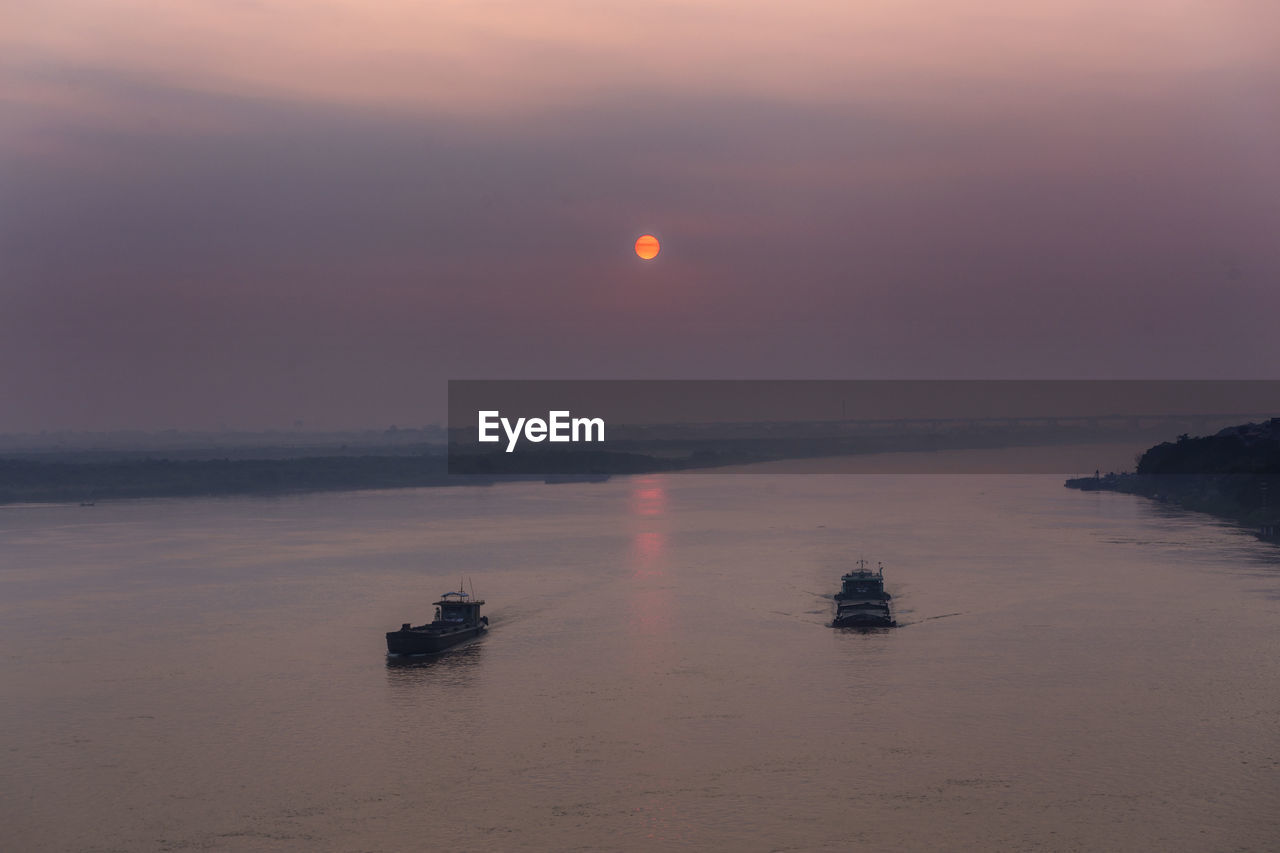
[[1065, 418, 1280, 541], [0, 453, 468, 504], [0, 437, 1140, 505]]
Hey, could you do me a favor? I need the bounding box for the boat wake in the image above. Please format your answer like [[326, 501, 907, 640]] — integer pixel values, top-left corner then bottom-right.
[[897, 611, 965, 628]]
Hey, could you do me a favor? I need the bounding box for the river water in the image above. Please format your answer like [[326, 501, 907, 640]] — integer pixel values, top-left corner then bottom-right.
[[2, 469, 1279, 851]]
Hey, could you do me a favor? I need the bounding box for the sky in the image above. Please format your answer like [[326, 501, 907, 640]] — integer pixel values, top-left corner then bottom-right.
[[2, 0, 1279, 431]]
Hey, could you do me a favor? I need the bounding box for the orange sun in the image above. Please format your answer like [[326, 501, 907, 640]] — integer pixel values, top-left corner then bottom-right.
[[634, 234, 660, 260]]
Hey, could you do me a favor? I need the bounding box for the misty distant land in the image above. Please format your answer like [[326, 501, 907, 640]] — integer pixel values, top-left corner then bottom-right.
[[4, 417, 1278, 519]]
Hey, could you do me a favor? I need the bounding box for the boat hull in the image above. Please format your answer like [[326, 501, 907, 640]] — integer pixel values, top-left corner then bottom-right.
[[386, 624, 486, 655], [832, 600, 896, 629], [831, 613, 896, 628]]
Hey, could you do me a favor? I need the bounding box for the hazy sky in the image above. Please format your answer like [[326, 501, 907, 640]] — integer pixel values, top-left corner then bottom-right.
[[3, 1, 1278, 431]]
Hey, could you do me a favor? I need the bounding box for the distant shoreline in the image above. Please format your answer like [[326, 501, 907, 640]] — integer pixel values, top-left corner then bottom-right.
[[2, 437, 1154, 505], [0, 453, 466, 505], [9, 421, 1266, 507]]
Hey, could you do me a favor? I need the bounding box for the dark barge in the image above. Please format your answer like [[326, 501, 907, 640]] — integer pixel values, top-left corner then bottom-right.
[[386, 590, 488, 655], [832, 559, 896, 628]]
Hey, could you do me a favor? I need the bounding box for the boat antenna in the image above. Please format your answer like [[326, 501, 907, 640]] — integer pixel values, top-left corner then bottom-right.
[[468, 576, 476, 598]]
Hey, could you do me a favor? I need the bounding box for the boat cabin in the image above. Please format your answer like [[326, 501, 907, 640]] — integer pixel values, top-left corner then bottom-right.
[[836, 559, 889, 601], [434, 590, 486, 625]]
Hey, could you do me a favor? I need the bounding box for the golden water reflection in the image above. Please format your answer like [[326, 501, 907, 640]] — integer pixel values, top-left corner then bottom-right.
[[626, 477, 672, 641]]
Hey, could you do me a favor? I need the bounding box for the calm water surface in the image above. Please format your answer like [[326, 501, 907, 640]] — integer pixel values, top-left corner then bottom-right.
[[3, 472, 1279, 851]]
